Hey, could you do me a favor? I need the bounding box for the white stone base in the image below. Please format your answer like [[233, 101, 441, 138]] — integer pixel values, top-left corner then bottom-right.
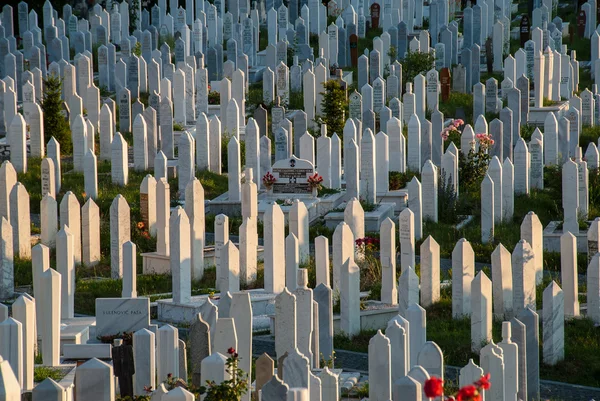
[[378, 190, 409, 213], [324, 202, 396, 232], [543, 221, 588, 253], [257, 195, 321, 223], [141, 252, 170, 274], [60, 324, 90, 354], [316, 191, 347, 216], [142, 246, 264, 275], [157, 290, 277, 324], [527, 102, 570, 126]]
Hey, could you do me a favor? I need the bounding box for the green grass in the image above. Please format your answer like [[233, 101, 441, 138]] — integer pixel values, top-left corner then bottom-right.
[[520, 124, 537, 141], [389, 170, 421, 191], [34, 366, 65, 383], [196, 170, 229, 200], [579, 126, 600, 152], [579, 68, 593, 95], [439, 92, 474, 122]]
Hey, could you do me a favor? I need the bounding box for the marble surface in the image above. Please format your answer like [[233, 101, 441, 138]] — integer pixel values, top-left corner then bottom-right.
[[261, 375, 289, 401], [543, 281, 564, 365], [520, 308, 540, 401], [282, 348, 310, 390], [368, 331, 391, 401], [95, 297, 150, 337]]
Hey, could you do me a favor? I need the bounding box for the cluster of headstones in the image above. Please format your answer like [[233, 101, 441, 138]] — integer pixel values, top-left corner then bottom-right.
[[2, 0, 600, 397]]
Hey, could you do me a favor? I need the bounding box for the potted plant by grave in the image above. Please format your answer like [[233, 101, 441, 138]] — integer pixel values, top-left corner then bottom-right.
[[308, 172, 324, 197], [262, 172, 277, 195]]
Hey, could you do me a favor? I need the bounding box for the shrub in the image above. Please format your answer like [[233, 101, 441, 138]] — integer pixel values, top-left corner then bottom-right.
[[41, 74, 72, 154], [438, 171, 461, 224], [318, 80, 348, 134], [389, 170, 421, 190], [402, 50, 435, 86]]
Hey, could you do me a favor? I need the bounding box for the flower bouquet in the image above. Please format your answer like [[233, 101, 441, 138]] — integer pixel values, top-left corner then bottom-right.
[[262, 172, 277, 190], [307, 173, 324, 190], [308, 173, 324, 197]]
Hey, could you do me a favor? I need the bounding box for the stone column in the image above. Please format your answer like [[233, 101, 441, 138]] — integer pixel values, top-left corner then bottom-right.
[[170, 207, 191, 304], [56, 227, 75, 318], [133, 328, 155, 395], [380, 218, 397, 305], [157, 324, 179, 381], [0, 318, 23, 387], [110, 195, 131, 279], [156, 178, 170, 255], [12, 294, 35, 391], [542, 281, 564, 365], [471, 271, 492, 352], [41, 269, 61, 366], [368, 331, 391, 401], [452, 238, 475, 317]]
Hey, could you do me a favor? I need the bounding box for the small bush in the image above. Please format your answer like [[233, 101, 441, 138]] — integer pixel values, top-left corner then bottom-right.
[[41, 74, 72, 154], [439, 92, 473, 122], [318, 80, 348, 135], [34, 366, 64, 382], [389, 170, 421, 190]]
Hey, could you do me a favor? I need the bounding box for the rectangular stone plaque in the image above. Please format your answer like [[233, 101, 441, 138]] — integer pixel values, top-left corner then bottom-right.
[[95, 298, 150, 337], [271, 156, 314, 194]]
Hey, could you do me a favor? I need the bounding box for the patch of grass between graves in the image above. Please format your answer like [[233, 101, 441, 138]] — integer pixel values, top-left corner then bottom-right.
[[439, 92, 474, 123], [34, 366, 65, 383]]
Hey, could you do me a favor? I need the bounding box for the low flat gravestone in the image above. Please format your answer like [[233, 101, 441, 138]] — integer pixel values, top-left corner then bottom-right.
[[95, 298, 150, 337]]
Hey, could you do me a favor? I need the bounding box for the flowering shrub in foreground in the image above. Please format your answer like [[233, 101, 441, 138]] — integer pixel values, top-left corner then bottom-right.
[[441, 119, 465, 141], [424, 373, 491, 401]]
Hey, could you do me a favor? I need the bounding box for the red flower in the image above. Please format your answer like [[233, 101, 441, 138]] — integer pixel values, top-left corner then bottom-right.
[[233, 352, 239, 358], [262, 172, 277, 187], [227, 347, 236, 354], [424, 377, 444, 398], [456, 385, 480, 401], [475, 373, 491, 390]]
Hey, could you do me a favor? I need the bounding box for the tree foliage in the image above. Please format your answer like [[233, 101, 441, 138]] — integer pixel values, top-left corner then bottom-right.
[[402, 50, 436, 87], [319, 80, 348, 135], [41, 74, 72, 154]]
